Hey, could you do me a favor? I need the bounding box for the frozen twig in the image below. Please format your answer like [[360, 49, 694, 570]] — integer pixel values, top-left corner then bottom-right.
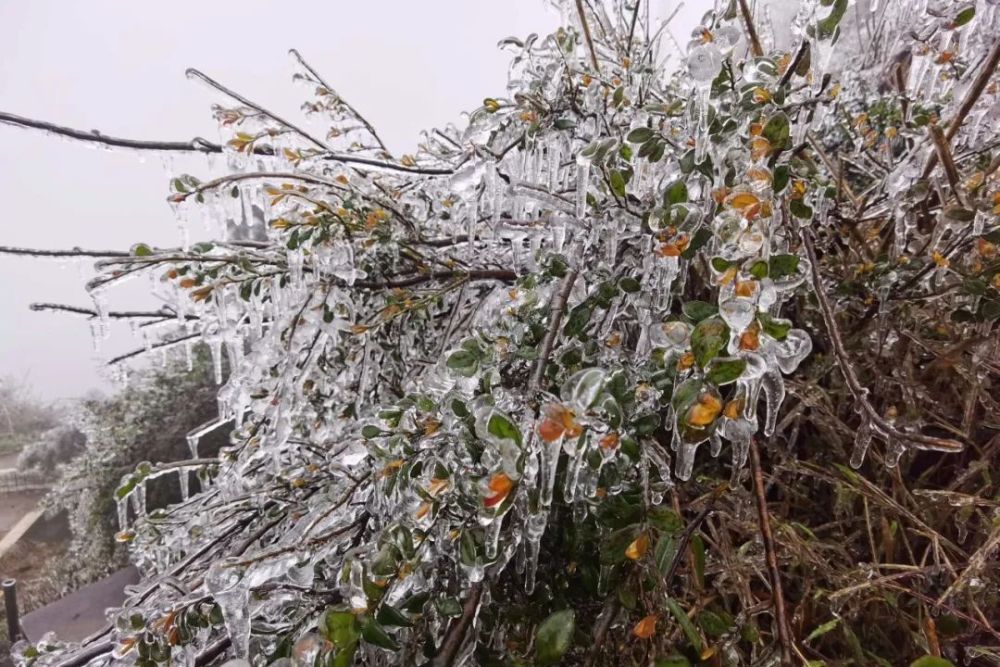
[[748, 438, 794, 666], [530, 269, 579, 391]]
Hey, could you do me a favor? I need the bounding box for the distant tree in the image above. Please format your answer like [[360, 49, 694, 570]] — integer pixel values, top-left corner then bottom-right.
[[0, 377, 60, 454], [38, 349, 227, 589], [4, 0, 999, 665]]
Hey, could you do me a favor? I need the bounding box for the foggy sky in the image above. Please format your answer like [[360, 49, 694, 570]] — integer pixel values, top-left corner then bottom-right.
[[0, 1, 700, 400]]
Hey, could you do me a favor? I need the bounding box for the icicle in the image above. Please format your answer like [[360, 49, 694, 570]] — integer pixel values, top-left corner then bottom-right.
[[850, 420, 873, 468], [574, 155, 590, 220], [179, 468, 190, 501]]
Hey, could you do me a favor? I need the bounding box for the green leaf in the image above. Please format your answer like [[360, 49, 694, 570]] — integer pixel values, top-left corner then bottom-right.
[[805, 618, 840, 642], [944, 206, 975, 222], [535, 609, 575, 665], [131, 243, 153, 257], [649, 507, 683, 532], [758, 313, 791, 340], [749, 260, 769, 279], [563, 303, 593, 338], [762, 112, 791, 150], [665, 179, 688, 205], [773, 165, 790, 193], [487, 412, 522, 446], [654, 534, 677, 573], [446, 350, 480, 377], [711, 257, 733, 272], [361, 425, 382, 439], [322, 610, 360, 649], [910, 658, 955, 667], [435, 598, 462, 618], [690, 317, 730, 368], [627, 127, 655, 143], [361, 617, 399, 651], [376, 604, 413, 628], [554, 117, 576, 130], [171, 177, 188, 193], [769, 254, 800, 279], [706, 357, 747, 385], [790, 199, 813, 220], [665, 597, 702, 652], [655, 656, 692, 667], [690, 533, 706, 587], [813, 0, 848, 39], [610, 170, 627, 198], [682, 300, 717, 323], [698, 610, 733, 638], [619, 276, 641, 293], [952, 7, 975, 27]]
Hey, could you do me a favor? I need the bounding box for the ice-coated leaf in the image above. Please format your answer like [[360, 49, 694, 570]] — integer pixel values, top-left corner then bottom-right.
[[535, 609, 575, 665]]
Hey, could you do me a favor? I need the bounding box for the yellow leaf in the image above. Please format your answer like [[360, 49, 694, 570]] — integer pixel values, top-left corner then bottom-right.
[[625, 532, 650, 560]]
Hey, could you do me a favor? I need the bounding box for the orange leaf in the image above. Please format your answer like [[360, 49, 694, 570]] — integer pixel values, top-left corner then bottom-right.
[[484, 472, 514, 508], [633, 614, 658, 639], [625, 532, 650, 560]]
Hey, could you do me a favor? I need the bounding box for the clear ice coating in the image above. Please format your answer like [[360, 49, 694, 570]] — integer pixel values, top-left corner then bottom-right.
[[11, 0, 987, 663]]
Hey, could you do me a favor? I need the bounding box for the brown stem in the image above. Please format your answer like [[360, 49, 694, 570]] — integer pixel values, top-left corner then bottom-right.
[[575, 0, 601, 71], [737, 0, 764, 58], [777, 40, 810, 89], [530, 269, 579, 391], [922, 39, 1000, 178], [356, 269, 516, 290], [928, 123, 964, 206], [432, 582, 484, 667], [801, 232, 964, 453], [748, 438, 794, 666]]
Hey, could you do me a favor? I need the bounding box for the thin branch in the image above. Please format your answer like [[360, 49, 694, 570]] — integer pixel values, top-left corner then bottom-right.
[[778, 40, 810, 89], [928, 123, 964, 206], [186, 68, 329, 151], [289, 49, 391, 157], [30, 303, 188, 320], [748, 438, 794, 666], [0, 245, 129, 258], [529, 269, 579, 391], [432, 582, 484, 667], [575, 0, 601, 71], [922, 39, 1000, 179], [737, 0, 764, 58], [801, 232, 964, 453], [171, 170, 345, 202], [0, 110, 453, 176], [354, 269, 516, 290], [807, 133, 861, 208], [106, 332, 201, 366]]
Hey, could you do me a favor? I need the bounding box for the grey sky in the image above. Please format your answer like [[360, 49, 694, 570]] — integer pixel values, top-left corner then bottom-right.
[[1, 1, 701, 400]]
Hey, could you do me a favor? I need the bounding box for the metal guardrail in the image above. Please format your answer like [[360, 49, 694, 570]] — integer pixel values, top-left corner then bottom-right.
[[0, 469, 48, 494]]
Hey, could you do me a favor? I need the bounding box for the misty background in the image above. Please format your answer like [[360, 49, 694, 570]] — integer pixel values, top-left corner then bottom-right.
[[0, 1, 704, 400]]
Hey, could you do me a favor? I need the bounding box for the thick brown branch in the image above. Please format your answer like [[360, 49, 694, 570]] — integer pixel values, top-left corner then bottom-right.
[[737, 0, 764, 58], [575, 0, 601, 71], [432, 582, 484, 667], [928, 123, 964, 206]]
